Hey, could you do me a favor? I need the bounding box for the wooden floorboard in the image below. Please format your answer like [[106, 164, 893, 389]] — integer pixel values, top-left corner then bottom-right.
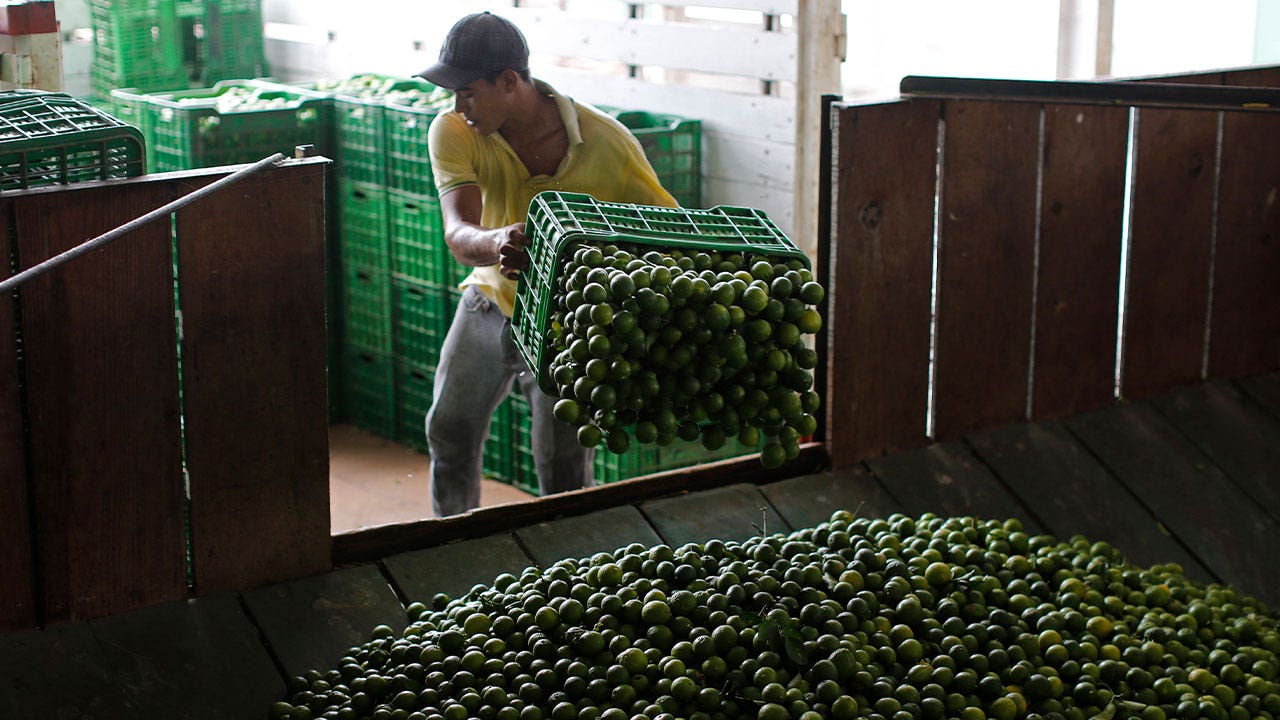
[[759, 468, 904, 530], [639, 484, 791, 547], [382, 534, 534, 604], [89, 593, 283, 720], [1066, 401, 1280, 606], [515, 505, 664, 566], [240, 565, 405, 680], [966, 421, 1213, 582], [1152, 380, 1280, 522], [1236, 371, 1280, 421], [0, 623, 129, 718], [866, 441, 1044, 533]]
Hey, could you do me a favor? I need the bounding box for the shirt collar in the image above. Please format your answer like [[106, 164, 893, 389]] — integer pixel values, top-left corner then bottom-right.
[[535, 78, 583, 148]]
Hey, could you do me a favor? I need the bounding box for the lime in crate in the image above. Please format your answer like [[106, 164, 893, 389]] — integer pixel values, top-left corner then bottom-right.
[[111, 80, 333, 172]]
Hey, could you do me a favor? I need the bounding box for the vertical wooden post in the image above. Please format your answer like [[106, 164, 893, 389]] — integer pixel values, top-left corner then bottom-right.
[[827, 99, 937, 465], [933, 100, 1041, 439], [16, 183, 187, 624], [1122, 105, 1218, 399], [1031, 104, 1128, 418], [178, 160, 332, 594], [0, 201, 36, 632]]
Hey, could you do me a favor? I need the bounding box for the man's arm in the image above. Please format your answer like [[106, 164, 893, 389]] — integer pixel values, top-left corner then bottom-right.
[[439, 185, 531, 280]]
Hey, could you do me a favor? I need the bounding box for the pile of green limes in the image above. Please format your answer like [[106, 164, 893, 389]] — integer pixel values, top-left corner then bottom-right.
[[544, 243, 824, 468], [269, 512, 1280, 720]]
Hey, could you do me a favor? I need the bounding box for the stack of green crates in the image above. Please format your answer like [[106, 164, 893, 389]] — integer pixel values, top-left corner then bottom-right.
[[90, 0, 266, 101], [599, 106, 702, 209], [0, 91, 146, 191]]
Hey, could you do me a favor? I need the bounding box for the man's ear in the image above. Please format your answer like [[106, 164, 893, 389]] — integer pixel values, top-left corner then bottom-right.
[[499, 68, 521, 92]]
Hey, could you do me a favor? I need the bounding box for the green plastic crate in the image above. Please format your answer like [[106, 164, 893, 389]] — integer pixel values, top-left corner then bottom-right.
[[512, 191, 805, 394], [342, 264, 392, 356], [89, 0, 187, 98], [594, 443, 662, 485], [113, 80, 332, 172], [611, 108, 702, 209], [658, 434, 756, 472], [384, 95, 450, 197], [509, 392, 540, 495], [392, 278, 449, 369], [389, 189, 450, 286], [197, 0, 268, 85], [483, 396, 514, 483], [343, 345, 395, 437], [0, 91, 146, 191], [329, 75, 442, 186], [339, 180, 390, 273], [395, 360, 434, 451]]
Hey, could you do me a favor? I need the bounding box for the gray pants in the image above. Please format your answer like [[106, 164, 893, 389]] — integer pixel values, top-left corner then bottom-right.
[[426, 286, 594, 516]]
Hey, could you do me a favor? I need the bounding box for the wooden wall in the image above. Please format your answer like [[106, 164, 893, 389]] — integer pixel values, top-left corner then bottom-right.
[[825, 66, 1280, 466], [0, 159, 332, 630]]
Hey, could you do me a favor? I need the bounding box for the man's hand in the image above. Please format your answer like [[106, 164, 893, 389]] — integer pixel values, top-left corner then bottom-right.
[[495, 223, 531, 280]]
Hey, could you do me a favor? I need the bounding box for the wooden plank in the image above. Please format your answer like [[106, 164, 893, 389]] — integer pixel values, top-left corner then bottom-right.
[[827, 100, 937, 464], [0, 199, 34, 632], [933, 100, 1041, 439], [1065, 401, 1280, 605], [0, 624, 128, 718], [1151, 380, 1280, 520], [178, 161, 331, 595], [89, 592, 283, 719], [15, 182, 186, 624], [241, 564, 405, 679], [759, 467, 903, 531], [383, 534, 534, 605], [514, 506, 664, 567], [966, 421, 1212, 581], [1121, 107, 1217, 399], [639, 484, 790, 547], [1236, 372, 1280, 419], [1219, 65, 1280, 88], [865, 442, 1042, 532], [1207, 110, 1280, 377], [508, 9, 798, 82], [333, 444, 825, 565], [1031, 104, 1128, 418]]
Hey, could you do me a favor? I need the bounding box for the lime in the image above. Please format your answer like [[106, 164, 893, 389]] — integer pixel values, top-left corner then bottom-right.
[[741, 285, 769, 313], [576, 424, 602, 448], [760, 443, 786, 468], [799, 281, 825, 304]]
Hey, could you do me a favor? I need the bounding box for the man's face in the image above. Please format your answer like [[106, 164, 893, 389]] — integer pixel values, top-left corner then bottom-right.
[[451, 75, 509, 135]]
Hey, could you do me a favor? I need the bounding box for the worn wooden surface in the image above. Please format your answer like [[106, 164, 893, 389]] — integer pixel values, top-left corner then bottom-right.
[[90, 593, 283, 719], [933, 100, 1041, 439], [1066, 400, 1280, 602], [3, 374, 1279, 714], [1207, 110, 1280, 378], [15, 182, 187, 624], [178, 162, 332, 596], [1238, 371, 1280, 418], [0, 203, 33, 632], [1121, 107, 1218, 399], [965, 421, 1212, 581], [828, 100, 938, 465], [382, 534, 533, 604], [515, 505, 664, 566], [241, 564, 406, 680], [1031, 104, 1128, 419]]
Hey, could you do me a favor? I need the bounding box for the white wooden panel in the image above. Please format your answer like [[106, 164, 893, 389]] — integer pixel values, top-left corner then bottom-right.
[[650, 0, 797, 13], [506, 8, 797, 82], [538, 67, 795, 143], [704, 131, 793, 192]]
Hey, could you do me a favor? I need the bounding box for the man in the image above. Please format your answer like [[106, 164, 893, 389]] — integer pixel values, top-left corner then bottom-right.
[[418, 11, 676, 516]]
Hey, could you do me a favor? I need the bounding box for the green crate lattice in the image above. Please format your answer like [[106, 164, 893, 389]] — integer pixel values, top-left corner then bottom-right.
[[509, 391, 539, 495], [0, 91, 145, 191], [512, 191, 806, 394], [113, 80, 332, 172], [339, 180, 391, 273], [395, 360, 434, 451], [384, 97, 447, 197], [342, 264, 392, 356], [611, 108, 701, 209], [342, 346, 395, 437], [483, 397, 515, 484], [392, 278, 449, 370], [197, 0, 268, 84], [331, 75, 440, 187], [89, 0, 187, 97], [389, 189, 450, 286]]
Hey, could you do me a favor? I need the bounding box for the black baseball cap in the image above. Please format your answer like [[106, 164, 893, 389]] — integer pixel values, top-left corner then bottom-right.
[[417, 12, 530, 90]]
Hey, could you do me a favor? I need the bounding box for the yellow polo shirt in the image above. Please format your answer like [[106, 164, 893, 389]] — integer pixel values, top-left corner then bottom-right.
[[428, 80, 677, 317]]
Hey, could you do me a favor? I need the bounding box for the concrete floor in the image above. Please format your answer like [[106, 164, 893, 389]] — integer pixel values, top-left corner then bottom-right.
[[328, 424, 534, 534]]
